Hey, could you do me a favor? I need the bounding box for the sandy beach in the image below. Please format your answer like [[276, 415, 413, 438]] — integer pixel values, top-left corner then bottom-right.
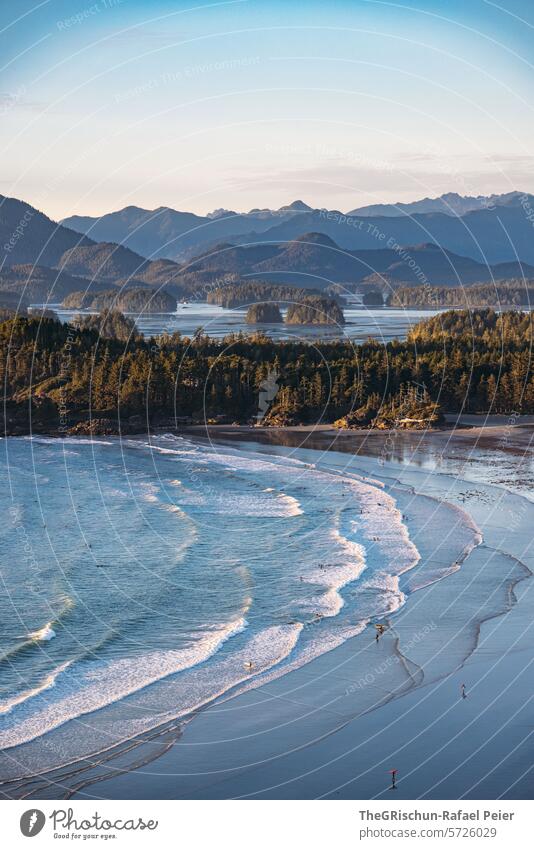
[[1, 417, 532, 801]]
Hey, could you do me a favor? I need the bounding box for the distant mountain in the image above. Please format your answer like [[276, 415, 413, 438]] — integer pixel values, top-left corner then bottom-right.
[[61, 191, 534, 265], [62, 206, 206, 261], [61, 202, 311, 263], [0, 197, 228, 302], [186, 233, 534, 288], [348, 191, 526, 217], [57, 242, 152, 282], [206, 208, 238, 220], [278, 200, 313, 212], [239, 202, 534, 265], [1, 195, 92, 267]]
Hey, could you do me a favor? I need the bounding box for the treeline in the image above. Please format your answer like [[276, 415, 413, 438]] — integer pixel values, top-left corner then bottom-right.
[[388, 280, 534, 307], [62, 287, 177, 313], [73, 311, 140, 342], [1, 309, 533, 434]]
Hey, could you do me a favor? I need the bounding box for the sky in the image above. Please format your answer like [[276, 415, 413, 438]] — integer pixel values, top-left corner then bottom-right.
[[1, 0, 534, 220]]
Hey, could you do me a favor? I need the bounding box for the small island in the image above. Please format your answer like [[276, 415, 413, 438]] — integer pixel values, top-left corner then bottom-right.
[[62, 287, 177, 313], [387, 280, 534, 308], [246, 302, 283, 323], [207, 281, 327, 309], [285, 296, 345, 325]]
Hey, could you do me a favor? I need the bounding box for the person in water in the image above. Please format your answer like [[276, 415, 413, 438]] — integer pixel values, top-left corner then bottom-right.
[[461, 683, 467, 699]]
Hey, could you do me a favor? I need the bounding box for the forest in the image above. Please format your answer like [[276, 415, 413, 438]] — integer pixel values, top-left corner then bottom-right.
[[1, 308, 532, 435]]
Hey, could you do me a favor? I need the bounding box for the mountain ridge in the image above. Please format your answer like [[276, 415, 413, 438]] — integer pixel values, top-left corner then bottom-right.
[[60, 190, 534, 264]]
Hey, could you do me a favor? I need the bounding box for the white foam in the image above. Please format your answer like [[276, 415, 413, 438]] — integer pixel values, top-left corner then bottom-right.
[[0, 661, 71, 716], [303, 526, 367, 617], [195, 490, 303, 518], [275, 492, 303, 516], [29, 623, 56, 642], [26, 436, 113, 446], [0, 618, 248, 749], [161, 504, 186, 516]]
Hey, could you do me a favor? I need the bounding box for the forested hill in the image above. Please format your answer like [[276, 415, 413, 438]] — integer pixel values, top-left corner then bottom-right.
[[1, 309, 532, 435]]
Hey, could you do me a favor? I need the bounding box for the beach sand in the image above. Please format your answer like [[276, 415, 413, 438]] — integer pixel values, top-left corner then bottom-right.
[[3, 418, 533, 800]]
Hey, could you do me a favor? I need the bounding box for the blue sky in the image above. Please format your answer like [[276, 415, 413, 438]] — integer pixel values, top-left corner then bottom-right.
[[1, 0, 534, 219]]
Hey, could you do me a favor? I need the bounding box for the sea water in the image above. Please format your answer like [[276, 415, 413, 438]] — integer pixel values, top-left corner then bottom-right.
[[0, 434, 481, 779], [44, 303, 446, 342]]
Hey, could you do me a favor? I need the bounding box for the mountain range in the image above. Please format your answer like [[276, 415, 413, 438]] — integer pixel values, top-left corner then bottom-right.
[[187, 233, 534, 289], [346, 191, 524, 217], [2, 191, 534, 309], [59, 190, 534, 265]]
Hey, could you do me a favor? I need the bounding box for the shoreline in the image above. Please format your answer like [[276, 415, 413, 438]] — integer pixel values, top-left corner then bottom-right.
[[5, 412, 534, 441], [2, 424, 533, 800], [178, 415, 534, 462]]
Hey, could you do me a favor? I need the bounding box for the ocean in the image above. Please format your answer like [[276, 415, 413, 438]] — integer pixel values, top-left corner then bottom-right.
[[43, 302, 446, 342], [0, 433, 485, 783]]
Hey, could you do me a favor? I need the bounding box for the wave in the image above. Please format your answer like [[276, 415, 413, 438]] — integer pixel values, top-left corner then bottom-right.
[[0, 433, 486, 776], [275, 492, 303, 516], [25, 436, 113, 446], [0, 598, 76, 666], [358, 573, 406, 617], [29, 623, 56, 642], [303, 526, 366, 617], [0, 617, 249, 750], [0, 661, 72, 716]]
